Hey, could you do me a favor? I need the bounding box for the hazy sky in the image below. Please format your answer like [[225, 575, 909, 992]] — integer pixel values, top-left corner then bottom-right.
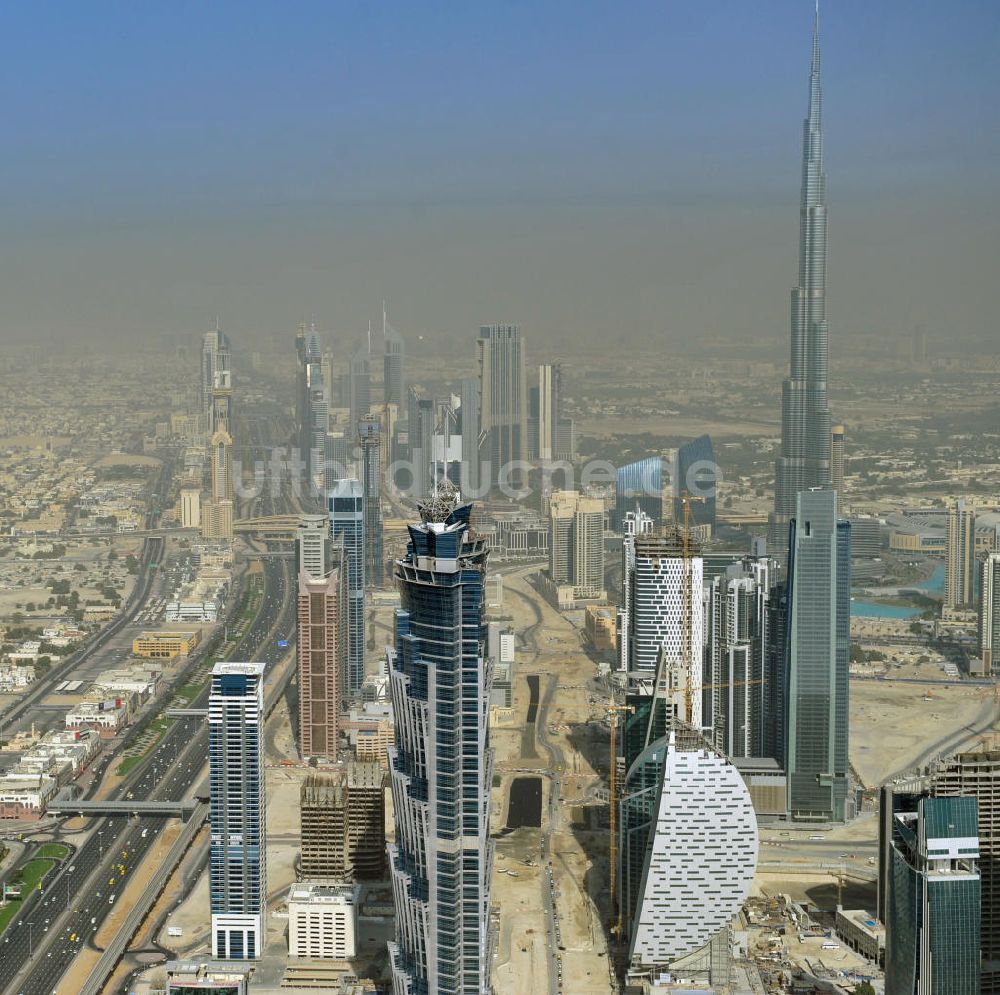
[[0, 1, 997, 356]]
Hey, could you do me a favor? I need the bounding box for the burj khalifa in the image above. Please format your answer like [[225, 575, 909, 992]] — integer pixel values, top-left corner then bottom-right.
[[769, 4, 833, 558]]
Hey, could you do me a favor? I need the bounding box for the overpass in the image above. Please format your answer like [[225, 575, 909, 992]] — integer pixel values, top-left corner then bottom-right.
[[233, 514, 302, 539], [47, 798, 202, 819]]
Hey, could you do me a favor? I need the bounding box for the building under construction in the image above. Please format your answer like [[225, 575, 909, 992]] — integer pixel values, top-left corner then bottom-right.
[[880, 749, 1000, 993], [300, 764, 386, 882]]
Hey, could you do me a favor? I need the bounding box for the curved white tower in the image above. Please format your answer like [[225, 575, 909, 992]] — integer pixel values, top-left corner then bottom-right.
[[629, 732, 758, 969]]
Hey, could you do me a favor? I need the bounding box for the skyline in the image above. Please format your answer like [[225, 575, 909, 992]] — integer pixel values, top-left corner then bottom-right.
[[0, 2, 996, 351]]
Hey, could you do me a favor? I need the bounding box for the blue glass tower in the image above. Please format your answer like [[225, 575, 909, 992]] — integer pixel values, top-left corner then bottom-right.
[[784, 488, 850, 822], [885, 795, 981, 994], [208, 661, 266, 960], [674, 434, 717, 531], [387, 483, 494, 995], [329, 479, 365, 693], [616, 456, 663, 530]]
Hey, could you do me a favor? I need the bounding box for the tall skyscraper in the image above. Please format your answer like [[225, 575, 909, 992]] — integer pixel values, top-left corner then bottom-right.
[[209, 661, 266, 960], [884, 794, 981, 994], [618, 507, 655, 671], [674, 435, 717, 533], [547, 490, 606, 602], [459, 377, 482, 497], [477, 323, 527, 488], [387, 484, 494, 995], [347, 348, 372, 431], [830, 423, 845, 496], [296, 322, 329, 489], [769, 8, 833, 558], [329, 479, 365, 693], [383, 310, 405, 409], [202, 421, 235, 540], [946, 498, 976, 610], [703, 552, 777, 758], [358, 418, 384, 587], [616, 457, 663, 530], [932, 750, 1000, 991], [784, 488, 850, 822], [529, 363, 560, 461], [201, 323, 231, 432], [211, 368, 234, 438], [979, 553, 1000, 676], [624, 531, 704, 730], [297, 516, 345, 760]]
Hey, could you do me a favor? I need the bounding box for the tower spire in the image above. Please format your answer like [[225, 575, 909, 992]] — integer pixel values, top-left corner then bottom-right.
[[768, 2, 832, 560]]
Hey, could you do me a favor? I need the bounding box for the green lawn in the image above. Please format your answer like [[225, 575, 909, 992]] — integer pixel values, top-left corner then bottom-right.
[[116, 755, 144, 776], [0, 858, 55, 934], [34, 843, 68, 861]]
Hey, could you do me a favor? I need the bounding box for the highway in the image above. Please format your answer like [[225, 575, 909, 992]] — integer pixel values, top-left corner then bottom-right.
[[2, 412, 298, 995]]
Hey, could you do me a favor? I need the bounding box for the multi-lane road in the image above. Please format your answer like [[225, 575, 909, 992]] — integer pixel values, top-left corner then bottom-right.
[[0, 542, 294, 995], [1, 401, 298, 995]]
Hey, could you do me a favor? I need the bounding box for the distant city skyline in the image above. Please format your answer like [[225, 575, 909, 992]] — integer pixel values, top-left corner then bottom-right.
[[0, 2, 995, 350]]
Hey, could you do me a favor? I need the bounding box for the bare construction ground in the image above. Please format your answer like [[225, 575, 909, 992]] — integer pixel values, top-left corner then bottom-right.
[[491, 566, 615, 995], [850, 675, 994, 787]]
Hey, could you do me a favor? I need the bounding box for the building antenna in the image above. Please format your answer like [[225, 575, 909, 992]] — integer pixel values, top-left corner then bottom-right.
[[367, 319, 372, 355]]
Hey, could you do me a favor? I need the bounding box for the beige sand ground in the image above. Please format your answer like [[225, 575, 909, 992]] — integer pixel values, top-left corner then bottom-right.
[[491, 567, 614, 995], [849, 677, 992, 787]]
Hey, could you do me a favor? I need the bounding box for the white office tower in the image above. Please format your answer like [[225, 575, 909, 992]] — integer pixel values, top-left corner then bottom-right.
[[626, 532, 704, 729], [297, 514, 332, 579], [618, 508, 655, 671], [627, 730, 758, 984], [209, 662, 266, 960]]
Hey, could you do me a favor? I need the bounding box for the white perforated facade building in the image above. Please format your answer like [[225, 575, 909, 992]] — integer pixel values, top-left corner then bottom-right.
[[629, 732, 758, 969]]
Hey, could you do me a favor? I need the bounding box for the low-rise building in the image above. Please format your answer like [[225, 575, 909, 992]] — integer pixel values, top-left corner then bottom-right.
[[835, 908, 885, 966], [132, 630, 200, 658], [65, 697, 130, 738], [288, 883, 359, 960], [0, 772, 57, 820], [585, 604, 617, 654], [165, 960, 253, 994]]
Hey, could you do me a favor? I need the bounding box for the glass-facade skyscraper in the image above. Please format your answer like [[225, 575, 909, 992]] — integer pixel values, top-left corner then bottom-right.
[[616, 456, 663, 530], [477, 323, 527, 489], [359, 418, 384, 587], [209, 661, 266, 960], [784, 488, 850, 822], [296, 322, 329, 490], [769, 8, 833, 558], [674, 435, 717, 532], [387, 484, 494, 995], [329, 479, 365, 693], [885, 795, 981, 995]]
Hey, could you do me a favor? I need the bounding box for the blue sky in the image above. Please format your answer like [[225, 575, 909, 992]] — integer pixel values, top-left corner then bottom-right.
[[0, 1, 996, 351]]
